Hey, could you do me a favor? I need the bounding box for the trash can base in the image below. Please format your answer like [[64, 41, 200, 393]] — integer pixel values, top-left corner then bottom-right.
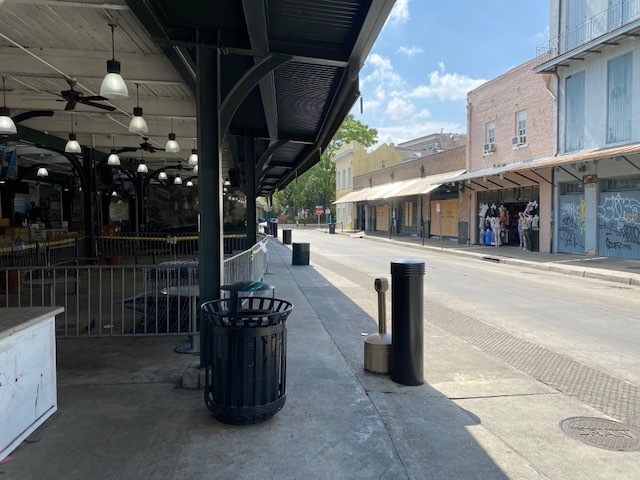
[[207, 395, 286, 425]]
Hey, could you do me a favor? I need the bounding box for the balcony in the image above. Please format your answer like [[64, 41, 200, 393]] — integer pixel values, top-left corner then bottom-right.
[[535, 0, 640, 73]]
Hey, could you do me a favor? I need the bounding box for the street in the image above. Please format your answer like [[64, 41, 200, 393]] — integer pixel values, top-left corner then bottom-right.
[[283, 228, 640, 426]]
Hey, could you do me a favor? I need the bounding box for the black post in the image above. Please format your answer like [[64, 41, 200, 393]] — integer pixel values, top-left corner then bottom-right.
[[197, 46, 223, 305], [390, 259, 425, 386], [245, 138, 257, 246]]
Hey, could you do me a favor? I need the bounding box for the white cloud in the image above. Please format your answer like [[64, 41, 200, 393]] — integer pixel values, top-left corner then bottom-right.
[[408, 66, 486, 102], [533, 25, 550, 41], [372, 120, 465, 150], [438, 61, 445, 72], [361, 53, 403, 88], [398, 45, 424, 57], [385, 97, 415, 121], [389, 0, 410, 25]]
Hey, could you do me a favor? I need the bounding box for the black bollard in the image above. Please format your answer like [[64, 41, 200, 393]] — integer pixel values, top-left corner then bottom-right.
[[390, 259, 425, 386]]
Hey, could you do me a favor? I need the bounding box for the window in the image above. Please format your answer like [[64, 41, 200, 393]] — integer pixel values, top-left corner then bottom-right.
[[516, 111, 527, 144], [607, 52, 632, 144], [486, 122, 495, 145], [347, 167, 352, 187], [565, 0, 586, 51], [565, 71, 585, 152]]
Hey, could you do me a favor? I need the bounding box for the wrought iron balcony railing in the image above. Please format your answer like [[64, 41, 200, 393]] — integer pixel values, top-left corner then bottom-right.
[[536, 0, 640, 68]]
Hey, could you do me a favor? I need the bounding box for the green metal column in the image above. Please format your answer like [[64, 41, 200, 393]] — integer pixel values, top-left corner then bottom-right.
[[197, 46, 223, 304], [245, 138, 257, 246]]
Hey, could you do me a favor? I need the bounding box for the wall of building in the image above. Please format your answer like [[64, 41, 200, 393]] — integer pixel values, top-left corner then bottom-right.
[[334, 141, 369, 230], [467, 58, 556, 172], [353, 146, 465, 189], [557, 38, 640, 153]]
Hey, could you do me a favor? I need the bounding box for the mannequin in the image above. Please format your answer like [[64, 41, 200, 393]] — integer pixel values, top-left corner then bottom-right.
[[491, 216, 501, 247], [522, 212, 532, 251], [517, 212, 525, 248]]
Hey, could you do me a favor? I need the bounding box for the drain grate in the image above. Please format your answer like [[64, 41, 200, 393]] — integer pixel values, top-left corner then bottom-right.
[[561, 417, 640, 451]]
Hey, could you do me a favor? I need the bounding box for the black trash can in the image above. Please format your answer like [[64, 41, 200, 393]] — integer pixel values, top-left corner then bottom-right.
[[292, 242, 310, 265], [271, 221, 278, 237], [328, 223, 336, 234], [202, 294, 293, 425], [282, 229, 292, 244]]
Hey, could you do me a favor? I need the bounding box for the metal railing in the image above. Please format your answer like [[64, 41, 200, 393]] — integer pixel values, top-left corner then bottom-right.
[[0, 234, 269, 338], [536, 0, 640, 66]]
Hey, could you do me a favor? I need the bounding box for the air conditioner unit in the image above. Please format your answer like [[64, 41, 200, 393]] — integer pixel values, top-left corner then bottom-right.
[[512, 136, 519, 145], [483, 143, 495, 154]]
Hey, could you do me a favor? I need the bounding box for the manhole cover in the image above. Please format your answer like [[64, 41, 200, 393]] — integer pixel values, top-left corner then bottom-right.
[[560, 417, 640, 451]]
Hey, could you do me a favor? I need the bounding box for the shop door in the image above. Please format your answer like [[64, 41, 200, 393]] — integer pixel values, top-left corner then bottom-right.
[[376, 205, 389, 232], [430, 199, 458, 237], [558, 194, 586, 254], [598, 191, 640, 260]]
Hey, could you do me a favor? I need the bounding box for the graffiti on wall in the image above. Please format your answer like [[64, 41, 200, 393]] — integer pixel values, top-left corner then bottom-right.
[[558, 196, 585, 253], [598, 192, 640, 258]]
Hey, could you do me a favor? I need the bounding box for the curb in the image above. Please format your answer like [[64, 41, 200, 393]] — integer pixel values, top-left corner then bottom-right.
[[359, 234, 639, 287]]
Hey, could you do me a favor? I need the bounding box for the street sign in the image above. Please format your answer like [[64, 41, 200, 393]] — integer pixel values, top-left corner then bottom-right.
[[315, 207, 324, 216]]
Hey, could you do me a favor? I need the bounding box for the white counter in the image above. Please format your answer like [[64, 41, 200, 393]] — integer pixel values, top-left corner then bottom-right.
[[0, 307, 63, 460]]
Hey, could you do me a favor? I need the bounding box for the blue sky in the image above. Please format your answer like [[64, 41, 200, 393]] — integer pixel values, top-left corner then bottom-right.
[[354, 0, 550, 148]]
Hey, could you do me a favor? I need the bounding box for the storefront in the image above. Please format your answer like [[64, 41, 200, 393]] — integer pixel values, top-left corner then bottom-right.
[[476, 186, 541, 251]]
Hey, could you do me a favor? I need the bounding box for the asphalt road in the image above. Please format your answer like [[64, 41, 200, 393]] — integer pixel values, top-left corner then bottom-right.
[[285, 228, 640, 393]]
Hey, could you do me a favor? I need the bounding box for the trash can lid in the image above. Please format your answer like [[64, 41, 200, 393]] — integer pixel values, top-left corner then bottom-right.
[[221, 281, 275, 293]]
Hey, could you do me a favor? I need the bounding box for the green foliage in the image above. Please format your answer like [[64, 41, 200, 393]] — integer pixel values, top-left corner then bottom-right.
[[273, 114, 377, 220]]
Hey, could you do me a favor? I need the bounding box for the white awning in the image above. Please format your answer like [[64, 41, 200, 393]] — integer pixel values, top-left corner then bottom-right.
[[333, 169, 467, 204], [388, 169, 466, 197]]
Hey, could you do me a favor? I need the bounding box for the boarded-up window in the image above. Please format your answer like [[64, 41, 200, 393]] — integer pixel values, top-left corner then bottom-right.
[[607, 52, 632, 144], [404, 202, 413, 227], [565, 71, 585, 152]]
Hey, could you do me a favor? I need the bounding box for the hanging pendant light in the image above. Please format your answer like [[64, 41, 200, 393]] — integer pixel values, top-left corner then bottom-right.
[[107, 135, 120, 166], [100, 24, 129, 99], [165, 118, 180, 153], [129, 83, 148, 134], [64, 114, 82, 154], [188, 139, 198, 165], [158, 171, 168, 181], [188, 149, 198, 165], [37, 166, 49, 177], [0, 77, 16, 135], [173, 173, 182, 185], [107, 149, 121, 166], [185, 179, 194, 187], [193, 164, 198, 174], [111, 190, 118, 197], [137, 150, 148, 173]]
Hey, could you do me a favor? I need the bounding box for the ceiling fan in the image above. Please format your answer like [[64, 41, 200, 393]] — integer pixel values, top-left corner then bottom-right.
[[115, 137, 165, 154], [54, 78, 116, 112]]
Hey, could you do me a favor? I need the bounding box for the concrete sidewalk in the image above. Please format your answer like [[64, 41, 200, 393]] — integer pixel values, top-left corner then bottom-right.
[[2, 239, 639, 479]]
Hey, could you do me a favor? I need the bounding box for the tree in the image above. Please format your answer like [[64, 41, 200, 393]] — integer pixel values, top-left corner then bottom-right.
[[273, 114, 377, 219]]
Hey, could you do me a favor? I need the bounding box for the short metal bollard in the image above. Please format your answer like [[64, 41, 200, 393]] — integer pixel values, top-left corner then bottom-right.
[[202, 293, 293, 425], [390, 259, 425, 386], [364, 277, 392, 374], [282, 229, 292, 244], [292, 242, 310, 265]]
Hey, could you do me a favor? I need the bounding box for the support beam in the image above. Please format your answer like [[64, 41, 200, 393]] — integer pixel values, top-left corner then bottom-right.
[[197, 46, 223, 308], [219, 53, 291, 140], [245, 138, 257, 246]]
